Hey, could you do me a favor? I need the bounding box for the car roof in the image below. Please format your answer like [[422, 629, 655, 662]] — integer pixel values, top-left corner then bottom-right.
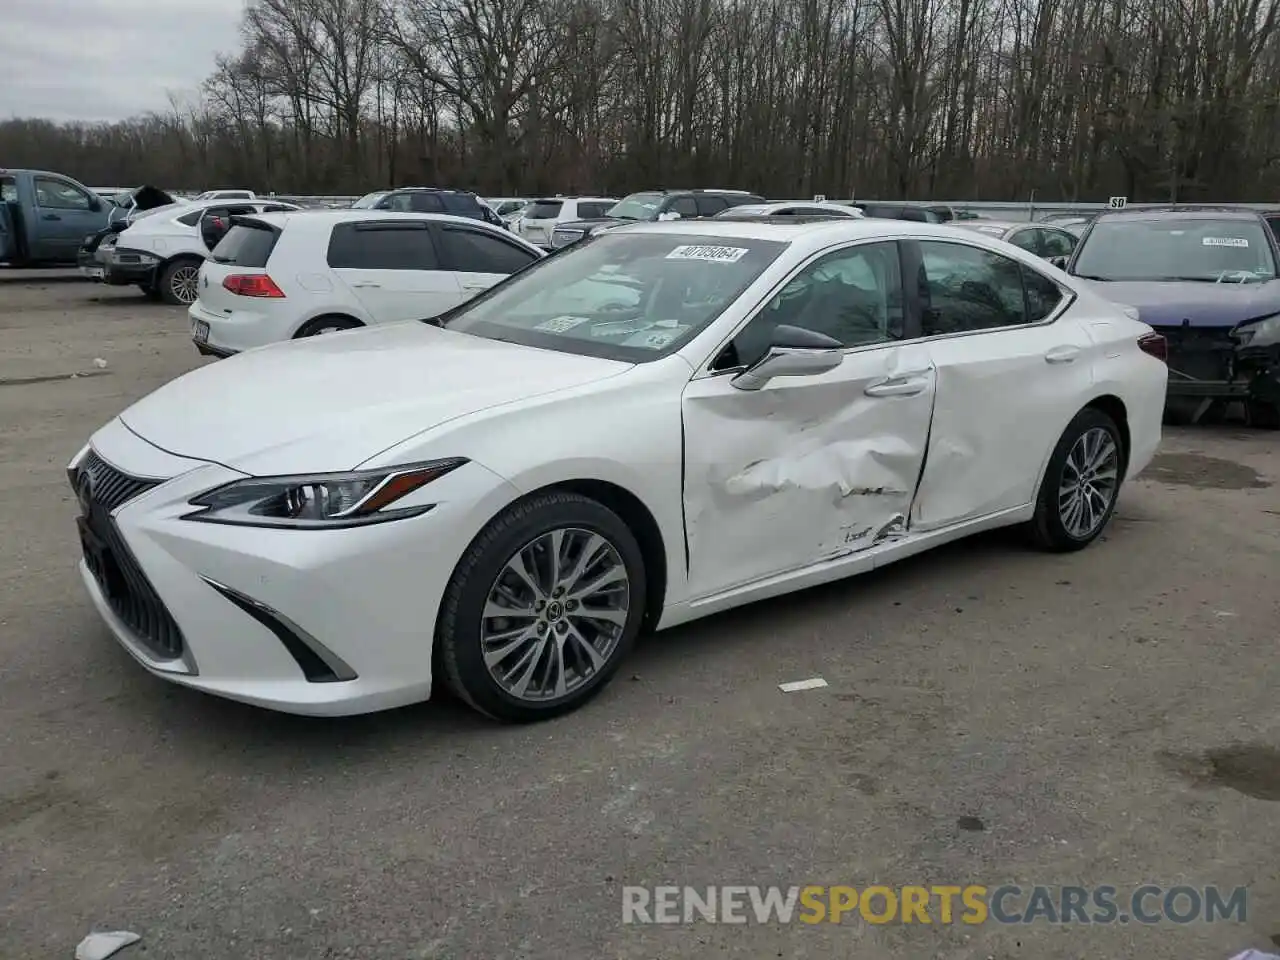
[[528, 196, 616, 203], [1097, 206, 1264, 222], [600, 218, 975, 252], [242, 209, 517, 230]]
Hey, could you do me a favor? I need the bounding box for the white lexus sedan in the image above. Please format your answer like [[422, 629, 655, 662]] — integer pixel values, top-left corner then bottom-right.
[[69, 219, 1168, 721]]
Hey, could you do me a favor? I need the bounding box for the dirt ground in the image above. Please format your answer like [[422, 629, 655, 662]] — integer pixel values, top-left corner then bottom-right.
[[2, 276, 1278, 959]]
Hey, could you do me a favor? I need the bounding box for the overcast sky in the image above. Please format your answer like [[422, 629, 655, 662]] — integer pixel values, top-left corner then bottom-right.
[[0, 0, 246, 123]]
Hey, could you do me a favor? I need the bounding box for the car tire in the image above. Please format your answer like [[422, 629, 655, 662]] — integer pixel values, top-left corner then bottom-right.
[[294, 315, 363, 337], [1029, 407, 1124, 552], [158, 258, 201, 306], [1246, 398, 1280, 430], [438, 491, 647, 723]]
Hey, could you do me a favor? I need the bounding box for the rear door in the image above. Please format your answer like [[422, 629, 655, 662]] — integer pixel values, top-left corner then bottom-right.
[[433, 223, 543, 296], [32, 175, 102, 260], [327, 220, 463, 323], [906, 238, 1095, 530], [695, 195, 729, 217]]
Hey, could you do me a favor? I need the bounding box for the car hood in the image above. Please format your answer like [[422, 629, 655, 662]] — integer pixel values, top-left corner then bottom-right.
[[1086, 279, 1280, 328], [117, 322, 632, 475]]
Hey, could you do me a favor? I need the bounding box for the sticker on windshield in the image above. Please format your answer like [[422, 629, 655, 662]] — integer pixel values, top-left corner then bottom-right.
[[1203, 237, 1250, 248], [666, 245, 749, 264], [534, 315, 590, 333], [642, 331, 678, 347]]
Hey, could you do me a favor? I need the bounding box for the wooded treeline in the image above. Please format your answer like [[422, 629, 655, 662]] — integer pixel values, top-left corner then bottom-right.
[[3, 0, 1280, 201]]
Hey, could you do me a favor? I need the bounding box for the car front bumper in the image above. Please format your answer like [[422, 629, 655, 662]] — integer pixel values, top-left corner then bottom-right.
[[70, 417, 518, 715], [103, 247, 160, 286]]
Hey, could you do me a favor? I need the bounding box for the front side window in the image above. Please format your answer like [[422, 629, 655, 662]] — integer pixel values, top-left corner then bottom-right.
[[720, 241, 904, 368], [438, 226, 538, 274], [606, 192, 663, 221], [668, 197, 699, 219], [1072, 217, 1277, 282], [1, 177, 17, 203], [1006, 228, 1042, 254], [34, 178, 92, 211], [917, 241, 1028, 335], [1040, 228, 1077, 257], [327, 223, 438, 270], [441, 231, 787, 362]]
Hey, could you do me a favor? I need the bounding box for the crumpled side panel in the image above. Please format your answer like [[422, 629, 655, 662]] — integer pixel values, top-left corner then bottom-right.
[[681, 345, 935, 599]]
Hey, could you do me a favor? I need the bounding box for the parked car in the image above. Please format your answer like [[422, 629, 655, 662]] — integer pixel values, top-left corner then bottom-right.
[[97, 198, 300, 304], [851, 202, 946, 223], [515, 196, 619, 248], [953, 219, 1079, 260], [712, 201, 866, 219], [545, 189, 764, 250], [486, 197, 531, 218], [1063, 206, 1280, 427], [368, 187, 506, 228], [188, 210, 546, 357], [0, 168, 121, 265], [70, 216, 1166, 721], [193, 189, 257, 201], [77, 186, 180, 277], [351, 191, 391, 209]]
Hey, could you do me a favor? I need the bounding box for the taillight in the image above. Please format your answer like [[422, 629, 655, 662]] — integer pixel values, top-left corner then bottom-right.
[[1138, 332, 1168, 362], [222, 274, 285, 298]]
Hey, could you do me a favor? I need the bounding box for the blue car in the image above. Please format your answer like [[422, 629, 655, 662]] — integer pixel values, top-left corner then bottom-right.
[[1063, 207, 1280, 427]]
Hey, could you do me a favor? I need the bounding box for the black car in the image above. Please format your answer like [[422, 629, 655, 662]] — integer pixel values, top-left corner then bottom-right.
[[1064, 206, 1280, 427], [371, 188, 506, 228], [548, 188, 765, 249]]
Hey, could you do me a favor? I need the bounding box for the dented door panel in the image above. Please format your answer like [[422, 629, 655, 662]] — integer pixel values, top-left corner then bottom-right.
[[681, 343, 936, 599], [911, 322, 1095, 530]]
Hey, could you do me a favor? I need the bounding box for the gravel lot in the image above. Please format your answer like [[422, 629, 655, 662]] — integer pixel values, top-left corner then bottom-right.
[[2, 275, 1279, 959]]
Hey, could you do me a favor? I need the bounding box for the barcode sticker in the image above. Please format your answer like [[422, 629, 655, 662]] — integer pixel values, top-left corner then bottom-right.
[[666, 245, 749, 263], [1203, 237, 1250, 248]]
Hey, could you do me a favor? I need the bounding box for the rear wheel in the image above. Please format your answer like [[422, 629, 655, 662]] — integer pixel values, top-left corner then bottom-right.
[[438, 492, 647, 722], [295, 315, 362, 337], [1029, 408, 1124, 552], [158, 258, 201, 305]]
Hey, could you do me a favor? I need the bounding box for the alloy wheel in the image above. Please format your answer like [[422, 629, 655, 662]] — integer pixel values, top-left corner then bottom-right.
[[1058, 426, 1119, 539], [480, 527, 630, 702], [171, 265, 200, 304]]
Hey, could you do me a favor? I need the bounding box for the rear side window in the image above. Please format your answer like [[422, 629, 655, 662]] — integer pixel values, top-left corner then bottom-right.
[[525, 200, 563, 219], [437, 226, 539, 274], [327, 223, 439, 270], [696, 196, 728, 216], [575, 202, 611, 219], [176, 209, 203, 226], [384, 192, 444, 213], [211, 224, 279, 267]]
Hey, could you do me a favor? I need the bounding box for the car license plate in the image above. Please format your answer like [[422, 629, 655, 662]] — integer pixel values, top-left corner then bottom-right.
[[192, 320, 210, 343]]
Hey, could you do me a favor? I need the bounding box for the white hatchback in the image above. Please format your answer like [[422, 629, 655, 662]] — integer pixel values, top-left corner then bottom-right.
[[188, 210, 545, 356]]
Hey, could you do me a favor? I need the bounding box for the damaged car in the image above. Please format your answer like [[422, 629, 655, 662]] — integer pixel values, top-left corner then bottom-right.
[[77, 185, 177, 280], [1063, 207, 1280, 427], [69, 218, 1166, 721]]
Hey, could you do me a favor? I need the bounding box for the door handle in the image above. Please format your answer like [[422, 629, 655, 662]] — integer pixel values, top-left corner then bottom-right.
[[864, 375, 930, 398], [42, 213, 60, 220], [1044, 345, 1081, 364], [350, 281, 382, 289]]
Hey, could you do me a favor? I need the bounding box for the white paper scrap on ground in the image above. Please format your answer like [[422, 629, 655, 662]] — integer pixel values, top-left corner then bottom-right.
[[779, 678, 828, 692], [75, 931, 141, 960]]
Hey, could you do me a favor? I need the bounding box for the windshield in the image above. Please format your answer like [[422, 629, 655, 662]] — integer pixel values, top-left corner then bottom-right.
[[352, 192, 388, 209], [440, 230, 788, 362], [606, 192, 664, 221], [1073, 218, 1277, 282]]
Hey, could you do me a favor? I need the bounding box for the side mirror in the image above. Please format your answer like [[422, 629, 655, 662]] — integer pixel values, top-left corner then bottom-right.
[[1047, 255, 1068, 269], [731, 324, 844, 391]]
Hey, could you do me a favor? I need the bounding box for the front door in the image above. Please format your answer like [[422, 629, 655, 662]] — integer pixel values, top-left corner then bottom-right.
[[32, 176, 102, 260], [433, 222, 542, 297], [681, 240, 936, 599]]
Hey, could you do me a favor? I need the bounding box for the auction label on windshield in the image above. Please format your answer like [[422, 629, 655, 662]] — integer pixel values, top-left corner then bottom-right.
[[666, 245, 749, 263], [1203, 237, 1250, 247]]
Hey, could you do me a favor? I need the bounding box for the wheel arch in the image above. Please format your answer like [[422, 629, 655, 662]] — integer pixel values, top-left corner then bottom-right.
[[293, 313, 365, 338], [1032, 393, 1131, 500]]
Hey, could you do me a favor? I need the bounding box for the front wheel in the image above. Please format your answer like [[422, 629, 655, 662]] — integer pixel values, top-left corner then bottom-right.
[[158, 258, 201, 305], [438, 492, 647, 722], [1029, 408, 1124, 552]]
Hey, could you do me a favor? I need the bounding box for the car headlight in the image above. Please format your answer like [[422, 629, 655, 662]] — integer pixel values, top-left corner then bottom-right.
[[1233, 314, 1280, 346], [182, 458, 467, 529]]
